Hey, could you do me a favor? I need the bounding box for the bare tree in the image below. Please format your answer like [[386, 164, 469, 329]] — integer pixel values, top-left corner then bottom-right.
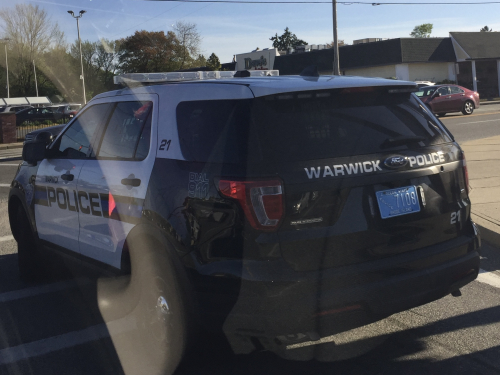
[[173, 21, 201, 70], [0, 4, 64, 95]]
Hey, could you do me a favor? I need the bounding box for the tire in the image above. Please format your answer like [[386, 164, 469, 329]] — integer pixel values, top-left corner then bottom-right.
[[437, 113, 446, 117], [98, 235, 193, 375], [462, 100, 474, 115], [16, 207, 43, 282]]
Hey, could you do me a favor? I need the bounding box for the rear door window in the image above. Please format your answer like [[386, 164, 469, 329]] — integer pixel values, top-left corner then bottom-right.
[[96, 101, 152, 160], [177, 88, 452, 163]]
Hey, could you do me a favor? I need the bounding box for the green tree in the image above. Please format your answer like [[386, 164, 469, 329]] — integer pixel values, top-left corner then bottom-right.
[[269, 27, 307, 50], [117, 30, 179, 73], [410, 23, 433, 38], [0, 4, 64, 96], [206, 53, 220, 71], [480, 25, 493, 32]]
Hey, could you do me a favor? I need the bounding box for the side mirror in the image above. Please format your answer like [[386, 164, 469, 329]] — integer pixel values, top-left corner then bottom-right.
[[432, 92, 442, 98], [22, 131, 52, 164], [22, 141, 47, 165]]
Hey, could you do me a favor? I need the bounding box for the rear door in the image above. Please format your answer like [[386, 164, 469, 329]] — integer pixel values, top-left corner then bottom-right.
[[448, 85, 466, 112], [76, 94, 157, 268]]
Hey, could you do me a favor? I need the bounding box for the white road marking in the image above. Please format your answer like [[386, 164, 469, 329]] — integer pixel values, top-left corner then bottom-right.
[[450, 119, 500, 126], [476, 269, 500, 289], [0, 279, 91, 304], [0, 164, 20, 166], [0, 184, 10, 187], [0, 316, 135, 365], [0, 235, 13, 242]]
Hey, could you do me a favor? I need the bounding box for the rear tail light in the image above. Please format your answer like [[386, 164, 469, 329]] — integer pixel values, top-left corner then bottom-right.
[[460, 151, 470, 195], [219, 179, 284, 231]]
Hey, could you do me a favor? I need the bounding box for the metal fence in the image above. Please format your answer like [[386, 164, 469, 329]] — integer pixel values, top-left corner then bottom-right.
[[16, 121, 65, 141]]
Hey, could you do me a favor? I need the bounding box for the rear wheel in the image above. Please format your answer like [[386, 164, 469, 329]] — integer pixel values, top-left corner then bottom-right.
[[462, 100, 474, 115], [98, 236, 193, 375]]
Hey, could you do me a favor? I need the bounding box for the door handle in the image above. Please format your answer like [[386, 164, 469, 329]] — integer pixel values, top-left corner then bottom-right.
[[121, 178, 141, 187], [61, 173, 74, 181]]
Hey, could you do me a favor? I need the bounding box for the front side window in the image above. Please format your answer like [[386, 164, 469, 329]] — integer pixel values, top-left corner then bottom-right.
[[437, 86, 450, 95], [52, 103, 111, 159], [97, 101, 152, 160]]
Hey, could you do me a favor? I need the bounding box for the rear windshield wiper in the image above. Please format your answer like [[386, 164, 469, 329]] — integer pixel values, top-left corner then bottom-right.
[[380, 135, 426, 149]]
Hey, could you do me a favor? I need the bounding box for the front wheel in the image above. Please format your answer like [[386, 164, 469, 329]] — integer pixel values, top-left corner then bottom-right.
[[462, 100, 474, 115], [16, 207, 43, 282]]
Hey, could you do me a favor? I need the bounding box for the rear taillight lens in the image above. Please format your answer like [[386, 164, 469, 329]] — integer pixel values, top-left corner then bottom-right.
[[219, 179, 284, 231], [460, 151, 470, 195]]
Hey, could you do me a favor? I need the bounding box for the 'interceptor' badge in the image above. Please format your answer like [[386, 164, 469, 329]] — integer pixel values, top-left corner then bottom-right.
[[384, 155, 408, 169]]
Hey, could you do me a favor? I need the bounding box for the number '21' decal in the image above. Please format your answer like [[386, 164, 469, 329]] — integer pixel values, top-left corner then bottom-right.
[[159, 139, 171, 151]]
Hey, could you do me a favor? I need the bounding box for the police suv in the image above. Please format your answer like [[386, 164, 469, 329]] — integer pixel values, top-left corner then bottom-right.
[[9, 70, 480, 372]]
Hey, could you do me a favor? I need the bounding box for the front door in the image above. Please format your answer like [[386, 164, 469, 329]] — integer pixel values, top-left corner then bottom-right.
[[77, 95, 157, 268], [430, 86, 451, 113], [35, 103, 112, 253]]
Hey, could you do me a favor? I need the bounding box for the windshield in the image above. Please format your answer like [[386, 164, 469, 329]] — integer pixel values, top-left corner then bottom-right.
[[415, 86, 437, 97]]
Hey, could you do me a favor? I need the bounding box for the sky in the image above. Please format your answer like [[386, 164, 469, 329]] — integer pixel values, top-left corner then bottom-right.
[[2, 0, 500, 64]]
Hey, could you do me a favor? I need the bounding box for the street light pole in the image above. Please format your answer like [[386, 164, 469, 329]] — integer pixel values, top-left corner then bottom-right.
[[33, 60, 39, 96], [332, 0, 340, 75], [1, 39, 10, 98], [68, 10, 87, 104]]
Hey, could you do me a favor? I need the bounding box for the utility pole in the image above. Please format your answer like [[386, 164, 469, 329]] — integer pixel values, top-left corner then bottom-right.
[[1, 38, 10, 98], [33, 60, 39, 96], [68, 10, 87, 104], [332, 0, 340, 75]]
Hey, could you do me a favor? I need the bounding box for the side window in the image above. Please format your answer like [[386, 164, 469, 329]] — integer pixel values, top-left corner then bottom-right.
[[53, 103, 111, 159], [97, 101, 152, 160], [437, 86, 450, 95], [450, 86, 464, 94]]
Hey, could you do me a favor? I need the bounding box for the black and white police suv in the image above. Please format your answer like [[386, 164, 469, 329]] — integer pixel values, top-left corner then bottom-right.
[[9, 69, 480, 372]]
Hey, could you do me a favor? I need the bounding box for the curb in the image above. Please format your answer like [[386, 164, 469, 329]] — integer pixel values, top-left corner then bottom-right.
[[480, 101, 500, 106], [472, 213, 500, 249], [0, 144, 23, 151]]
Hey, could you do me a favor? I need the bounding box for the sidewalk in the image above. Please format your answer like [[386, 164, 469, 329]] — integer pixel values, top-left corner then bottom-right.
[[462, 135, 500, 247], [0, 142, 23, 151]]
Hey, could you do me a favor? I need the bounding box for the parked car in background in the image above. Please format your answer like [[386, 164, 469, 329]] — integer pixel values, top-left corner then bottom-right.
[[15, 107, 58, 126], [48, 103, 82, 121], [415, 81, 435, 88], [0, 105, 32, 113], [23, 123, 66, 144], [415, 84, 480, 116]]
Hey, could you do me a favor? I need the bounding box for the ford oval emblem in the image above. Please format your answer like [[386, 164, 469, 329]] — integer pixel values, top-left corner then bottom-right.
[[384, 155, 408, 169]]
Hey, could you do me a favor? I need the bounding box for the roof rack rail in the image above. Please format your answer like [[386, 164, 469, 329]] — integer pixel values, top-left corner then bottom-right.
[[114, 70, 279, 85]]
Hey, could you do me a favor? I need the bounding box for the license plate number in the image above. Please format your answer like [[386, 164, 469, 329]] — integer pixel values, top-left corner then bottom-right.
[[376, 186, 420, 219]]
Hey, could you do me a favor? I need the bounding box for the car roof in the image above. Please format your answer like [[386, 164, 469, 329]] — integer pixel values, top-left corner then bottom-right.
[[94, 75, 417, 100]]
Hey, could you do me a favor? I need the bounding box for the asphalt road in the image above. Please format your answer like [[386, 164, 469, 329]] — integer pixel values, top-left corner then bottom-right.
[[440, 103, 500, 144], [1, 107, 500, 374]]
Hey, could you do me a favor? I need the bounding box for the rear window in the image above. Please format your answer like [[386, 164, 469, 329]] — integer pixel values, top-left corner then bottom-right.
[[176, 88, 452, 164]]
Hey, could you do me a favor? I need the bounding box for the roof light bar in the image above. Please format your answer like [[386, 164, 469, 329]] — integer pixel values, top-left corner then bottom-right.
[[113, 70, 279, 85]]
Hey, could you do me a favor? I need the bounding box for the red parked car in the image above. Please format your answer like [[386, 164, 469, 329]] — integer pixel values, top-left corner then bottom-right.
[[415, 84, 480, 116]]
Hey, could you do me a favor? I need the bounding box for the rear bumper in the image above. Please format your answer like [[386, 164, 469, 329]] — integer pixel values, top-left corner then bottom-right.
[[208, 232, 480, 354]]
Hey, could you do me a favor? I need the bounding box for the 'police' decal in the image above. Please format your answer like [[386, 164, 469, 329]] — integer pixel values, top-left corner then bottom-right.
[[304, 152, 447, 179], [34, 185, 143, 224]]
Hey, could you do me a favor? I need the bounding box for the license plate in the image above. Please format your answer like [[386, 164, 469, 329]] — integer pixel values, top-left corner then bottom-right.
[[376, 186, 420, 219]]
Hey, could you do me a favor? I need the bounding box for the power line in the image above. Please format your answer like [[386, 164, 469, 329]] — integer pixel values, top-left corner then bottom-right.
[[150, 0, 500, 4]]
